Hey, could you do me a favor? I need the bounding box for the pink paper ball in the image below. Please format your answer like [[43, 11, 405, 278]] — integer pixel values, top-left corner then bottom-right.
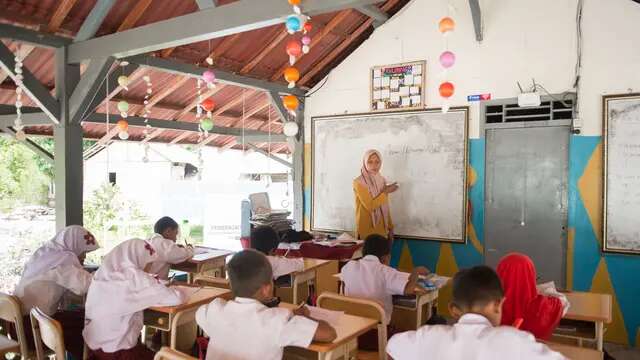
[[439, 51, 456, 68]]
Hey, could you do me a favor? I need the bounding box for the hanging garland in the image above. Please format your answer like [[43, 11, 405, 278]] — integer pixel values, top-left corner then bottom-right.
[[142, 75, 153, 139], [438, 12, 456, 113], [13, 45, 26, 141], [117, 62, 130, 140]]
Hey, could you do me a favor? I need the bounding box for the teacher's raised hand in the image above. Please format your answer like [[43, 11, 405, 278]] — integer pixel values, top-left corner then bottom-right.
[[383, 182, 399, 194]]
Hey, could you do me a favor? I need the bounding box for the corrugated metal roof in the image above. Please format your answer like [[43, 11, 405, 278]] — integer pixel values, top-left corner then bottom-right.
[[0, 0, 408, 152]]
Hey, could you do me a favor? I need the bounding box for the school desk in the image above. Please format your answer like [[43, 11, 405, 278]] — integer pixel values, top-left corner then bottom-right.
[[280, 303, 378, 360], [545, 342, 604, 360], [276, 259, 334, 304], [171, 247, 233, 282], [273, 241, 363, 261], [553, 291, 612, 351], [144, 285, 232, 350]]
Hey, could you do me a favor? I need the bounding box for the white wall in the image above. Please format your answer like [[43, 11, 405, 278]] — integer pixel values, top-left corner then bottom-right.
[[305, 0, 640, 138]]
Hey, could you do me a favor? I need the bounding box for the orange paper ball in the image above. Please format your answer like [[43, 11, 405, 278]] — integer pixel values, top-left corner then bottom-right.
[[116, 119, 128, 131], [202, 98, 215, 112], [283, 95, 299, 111], [439, 82, 455, 98], [288, 0, 301, 5], [286, 40, 302, 57], [284, 67, 300, 83], [439, 17, 455, 33]]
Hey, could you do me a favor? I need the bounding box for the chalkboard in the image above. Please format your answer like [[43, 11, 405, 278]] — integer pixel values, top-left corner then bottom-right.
[[311, 108, 468, 242], [604, 93, 640, 254]]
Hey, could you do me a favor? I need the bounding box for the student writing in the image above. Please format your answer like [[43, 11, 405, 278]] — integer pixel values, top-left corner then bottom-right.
[[195, 249, 336, 360]]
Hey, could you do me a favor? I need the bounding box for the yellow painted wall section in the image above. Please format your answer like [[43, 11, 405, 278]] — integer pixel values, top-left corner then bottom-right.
[[578, 142, 603, 244], [591, 258, 629, 344]]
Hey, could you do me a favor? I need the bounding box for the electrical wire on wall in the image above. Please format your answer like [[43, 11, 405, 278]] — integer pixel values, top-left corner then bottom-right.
[[573, 0, 584, 122]]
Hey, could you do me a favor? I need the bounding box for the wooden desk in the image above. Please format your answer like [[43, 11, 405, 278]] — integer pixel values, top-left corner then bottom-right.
[[172, 248, 233, 281], [554, 291, 612, 351], [392, 289, 439, 330], [280, 303, 378, 360], [145, 285, 232, 351], [277, 259, 333, 304], [546, 342, 604, 360]]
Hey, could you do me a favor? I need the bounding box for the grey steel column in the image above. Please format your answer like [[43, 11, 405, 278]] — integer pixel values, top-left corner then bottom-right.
[[54, 47, 82, 230]]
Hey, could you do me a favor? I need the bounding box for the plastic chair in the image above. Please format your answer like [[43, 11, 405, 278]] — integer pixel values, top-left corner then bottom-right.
[[0, 292, 29, 359], [154, 346, 197, 360], [30, 307, 65, 360], [317, 292, 388, 360]]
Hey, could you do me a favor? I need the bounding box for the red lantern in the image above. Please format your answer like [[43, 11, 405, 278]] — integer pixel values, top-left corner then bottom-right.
[[439, 82, 455, 98], [116, 119, 128, 131], [303, 22, 312, 33], [286, 40, 302, 58], [283, 95, 299, 111], [202, 98, 215, 112]]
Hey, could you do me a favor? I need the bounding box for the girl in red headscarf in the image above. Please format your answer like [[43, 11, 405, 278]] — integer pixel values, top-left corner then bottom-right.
[[496, 253, 569, 340]]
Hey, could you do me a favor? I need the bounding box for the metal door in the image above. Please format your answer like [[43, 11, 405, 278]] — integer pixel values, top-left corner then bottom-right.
[[484, 125, 569, 287]]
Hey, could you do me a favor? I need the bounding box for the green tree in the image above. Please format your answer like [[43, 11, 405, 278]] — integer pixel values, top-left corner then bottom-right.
[[0, 138, 51, 211]]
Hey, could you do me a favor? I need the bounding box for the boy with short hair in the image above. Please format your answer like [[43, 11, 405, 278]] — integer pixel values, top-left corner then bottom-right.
[[386, 266, 566, 360], [147, 216, 194, 279], [251, 225, 304, 279], [340, 233, 429, 325], [196, 250, 337, 360]]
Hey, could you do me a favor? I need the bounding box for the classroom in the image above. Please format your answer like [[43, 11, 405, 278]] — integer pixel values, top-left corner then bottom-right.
[[0, 0, 639, 359]]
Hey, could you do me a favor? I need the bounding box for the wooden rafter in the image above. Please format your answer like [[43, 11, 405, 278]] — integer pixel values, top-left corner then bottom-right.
[[117, 0, 152, 32], [270, 9, 352, 81], [48, 0, 79, 33], [169, 131, 192, 144], [298, 1, 397, 86], [239, 29, 288, 74]]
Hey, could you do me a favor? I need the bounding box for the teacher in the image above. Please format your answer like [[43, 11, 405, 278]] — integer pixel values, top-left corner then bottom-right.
[[353, 149, 398, 240]]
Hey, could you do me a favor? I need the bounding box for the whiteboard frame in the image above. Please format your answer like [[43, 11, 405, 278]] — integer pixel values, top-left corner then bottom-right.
[[310, 107, 469, 243], [603, 93, 640, 254]]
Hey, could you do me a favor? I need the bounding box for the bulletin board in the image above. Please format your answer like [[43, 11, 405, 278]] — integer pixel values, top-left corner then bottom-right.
[[370, 60, 426, 112]]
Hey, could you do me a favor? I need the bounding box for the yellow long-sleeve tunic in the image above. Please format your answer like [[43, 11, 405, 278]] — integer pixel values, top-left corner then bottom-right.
[[353, 179, 394, 240]]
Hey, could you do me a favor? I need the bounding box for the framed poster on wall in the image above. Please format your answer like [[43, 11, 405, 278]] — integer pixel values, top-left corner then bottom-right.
[[370, 60, 426, 112], [603, 93, 640, 254]]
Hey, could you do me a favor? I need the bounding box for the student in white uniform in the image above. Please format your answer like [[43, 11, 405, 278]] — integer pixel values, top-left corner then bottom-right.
[[387, 266, 566, 360], [147, 216, 194, 279], [14, 225, 99, 359], [83, 238, 186, 360], [250, 225, 304, 279], [340, 234, 428, 349], [196, 249, 337, 360]]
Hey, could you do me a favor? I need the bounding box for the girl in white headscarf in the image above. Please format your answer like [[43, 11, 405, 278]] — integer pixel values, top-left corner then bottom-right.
[[14, 224, 100, 359], [353, 149, 398, 240], [83, 238, 186, 360]]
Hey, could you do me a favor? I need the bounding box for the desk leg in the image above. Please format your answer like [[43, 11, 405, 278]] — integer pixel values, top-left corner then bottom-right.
[[596, 321, 603, 351]]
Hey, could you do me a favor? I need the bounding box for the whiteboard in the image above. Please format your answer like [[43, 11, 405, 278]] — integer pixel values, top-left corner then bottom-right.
[[604, 94, 640, 254], [311, 109, 468, 242]]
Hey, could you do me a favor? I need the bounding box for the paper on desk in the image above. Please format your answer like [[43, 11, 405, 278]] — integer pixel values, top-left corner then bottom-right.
[[194, 247, 211, 255], [277, 242, 302, 250], [172, 285, 202, 301], [337, 232, 354, 241], [307, 306, 343, 327], [537, 281, 570, 315], [422, 274, 450, 289]]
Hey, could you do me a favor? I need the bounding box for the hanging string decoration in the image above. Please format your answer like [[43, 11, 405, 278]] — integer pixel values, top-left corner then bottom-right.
[[202, 69, 216, 89], [142, 75, 153, 138], [438, 11, 456, 113], [117, 61, 131, 140], [13, 46, 26, 141], [117, 75, 129, 90]]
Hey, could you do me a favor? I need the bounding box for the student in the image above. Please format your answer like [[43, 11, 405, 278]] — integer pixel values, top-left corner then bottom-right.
[[387, 266, 565, 360], [281, 229, 314, 243], [250, 225, 304, 279], [83, 239, 186, 360], [497, 253, 569, 340], [340, 233, 428, 325], [14, 225, 99, 359], [147, 216, 194, 279], [195, 249, 337, 360]]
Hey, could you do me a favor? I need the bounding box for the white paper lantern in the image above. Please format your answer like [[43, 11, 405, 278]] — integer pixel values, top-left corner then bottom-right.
[[283, 121, 299, 137], [118, 131, 129, 140]]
